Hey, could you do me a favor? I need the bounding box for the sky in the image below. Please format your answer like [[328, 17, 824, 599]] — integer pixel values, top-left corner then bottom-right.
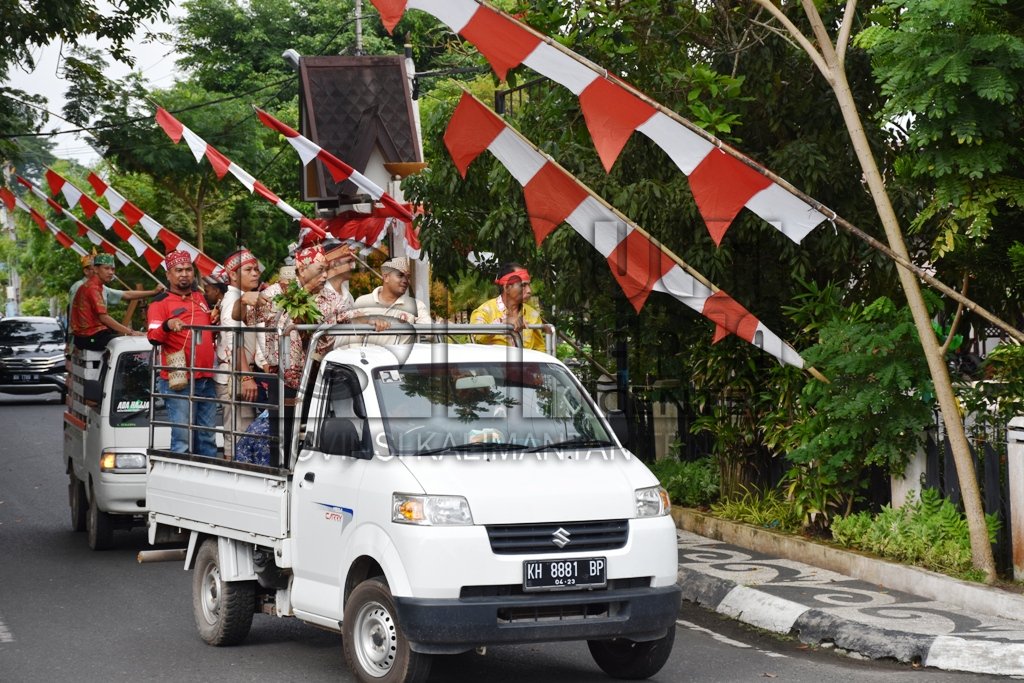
[[5, 8, 183, 166]]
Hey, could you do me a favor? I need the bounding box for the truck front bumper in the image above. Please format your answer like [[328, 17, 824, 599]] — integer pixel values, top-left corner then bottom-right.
[[395, 584, 681, 655]]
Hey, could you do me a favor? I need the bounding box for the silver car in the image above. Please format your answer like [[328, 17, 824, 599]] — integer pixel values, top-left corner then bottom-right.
[[0, 316, 68, 401]]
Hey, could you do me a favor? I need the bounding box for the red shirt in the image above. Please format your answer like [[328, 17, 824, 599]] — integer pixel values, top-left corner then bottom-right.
[[70, 275, 108, 337], [146, 291, 215, 379]]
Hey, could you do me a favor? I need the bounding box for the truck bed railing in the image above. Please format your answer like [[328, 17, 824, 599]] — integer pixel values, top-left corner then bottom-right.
[[148, 323, 557, 469]]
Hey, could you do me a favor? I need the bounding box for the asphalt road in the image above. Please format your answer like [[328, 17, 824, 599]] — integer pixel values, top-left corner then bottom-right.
[[0, 392, 996, 682]]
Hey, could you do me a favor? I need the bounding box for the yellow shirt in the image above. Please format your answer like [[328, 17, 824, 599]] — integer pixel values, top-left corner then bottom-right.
[[470, 296, 546, 351]]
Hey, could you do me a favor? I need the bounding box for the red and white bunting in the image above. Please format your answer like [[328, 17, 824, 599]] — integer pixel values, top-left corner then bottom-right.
[[155, 107, 326, 240], [0, 188, 86, 256], [87, 172, 223, 278], [253, 107, 422, 257], [370, 0, 826, 247], [42, 170, 166, 272], [444, 92, 804, 368], [15, 178, 149, 274]]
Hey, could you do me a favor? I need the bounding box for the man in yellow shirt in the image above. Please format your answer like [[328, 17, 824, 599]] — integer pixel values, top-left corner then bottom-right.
[[471, 263, 546, 351]]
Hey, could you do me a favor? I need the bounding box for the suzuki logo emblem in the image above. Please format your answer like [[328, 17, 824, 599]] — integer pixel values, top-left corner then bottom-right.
[[552, 527, 571, 548]]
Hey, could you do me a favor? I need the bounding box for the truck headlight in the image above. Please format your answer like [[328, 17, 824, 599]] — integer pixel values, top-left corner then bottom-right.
[[392, 494, 473, 526], [635, 485, 671, 518], [100, 451, 147, 472]]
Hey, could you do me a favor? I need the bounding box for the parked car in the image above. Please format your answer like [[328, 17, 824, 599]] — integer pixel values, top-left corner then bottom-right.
[[0, 316, 68, 401]]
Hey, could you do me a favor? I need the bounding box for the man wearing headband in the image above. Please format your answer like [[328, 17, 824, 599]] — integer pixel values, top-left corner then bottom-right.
[[67, 251, 164, 339], [322, 239, 357, 310], [146, 250, 218, 456], [350, 256, 430, 345], [265, 243, 350, 453], [470, 262, 545, 351], [215, 247, 261, 460], [70, 253, 151, 350]]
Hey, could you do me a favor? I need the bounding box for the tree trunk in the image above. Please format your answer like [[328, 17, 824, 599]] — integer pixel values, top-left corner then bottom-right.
[[751, 0, 995, 580]]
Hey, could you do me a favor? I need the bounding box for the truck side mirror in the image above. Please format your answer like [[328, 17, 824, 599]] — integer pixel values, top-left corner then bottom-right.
[[319, 418, 372, 460], [82, 379, 103, 406]]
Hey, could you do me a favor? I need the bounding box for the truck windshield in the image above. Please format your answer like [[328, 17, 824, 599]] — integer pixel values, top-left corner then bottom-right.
[[373, 362, 612, 455], [109, 350, 168, 428]]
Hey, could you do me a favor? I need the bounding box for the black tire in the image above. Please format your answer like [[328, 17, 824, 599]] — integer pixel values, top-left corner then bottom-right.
[[342, 578, 431, 683], [192, 538, 255, 646], [587, 627, 676, 680], [86, 488, 114, 550], [68, 473, 87, 533]]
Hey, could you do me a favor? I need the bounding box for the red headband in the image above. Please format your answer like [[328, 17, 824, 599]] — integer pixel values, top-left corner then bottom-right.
[[224, 248, 257, 273], [295, 245, 325, 267], [495, 269, 531, 286], [165, 250, 192, 270]]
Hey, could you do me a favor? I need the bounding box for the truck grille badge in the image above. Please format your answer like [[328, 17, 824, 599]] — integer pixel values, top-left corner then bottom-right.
[[552, 527, 571, 548]]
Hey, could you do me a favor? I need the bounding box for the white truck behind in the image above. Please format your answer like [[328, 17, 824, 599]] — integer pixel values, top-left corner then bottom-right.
[[64, 336, 170, 549], [145, 326, 681, 682]]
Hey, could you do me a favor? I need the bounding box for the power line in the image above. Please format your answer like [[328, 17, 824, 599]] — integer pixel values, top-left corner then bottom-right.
[[0, 77, 294, 140]]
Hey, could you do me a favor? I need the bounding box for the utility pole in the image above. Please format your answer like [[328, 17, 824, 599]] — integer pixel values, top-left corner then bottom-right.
[[354, 0, 363, 55], [1, 161, 19, 316]]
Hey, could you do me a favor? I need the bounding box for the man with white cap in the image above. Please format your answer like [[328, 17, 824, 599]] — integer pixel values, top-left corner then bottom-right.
[[351, 256, 430, 345]]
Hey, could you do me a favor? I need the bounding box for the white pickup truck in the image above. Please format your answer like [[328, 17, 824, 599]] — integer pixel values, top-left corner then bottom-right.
[[146, 328, 680, 682], [64, 336, 170, 550]]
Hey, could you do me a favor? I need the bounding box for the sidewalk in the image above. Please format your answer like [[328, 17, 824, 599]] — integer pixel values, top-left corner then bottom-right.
[[674, 510, 1024, 677]]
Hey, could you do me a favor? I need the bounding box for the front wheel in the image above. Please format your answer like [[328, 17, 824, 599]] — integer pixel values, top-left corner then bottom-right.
[[192, 538, 255, 646], [587, 627, 675, 680], [68, 473, 86, 532], [342, 578, 431, 683], [86, 488, 114, 550]]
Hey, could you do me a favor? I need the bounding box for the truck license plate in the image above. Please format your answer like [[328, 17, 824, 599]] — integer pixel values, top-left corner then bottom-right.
[[523, 557, 607, 591]]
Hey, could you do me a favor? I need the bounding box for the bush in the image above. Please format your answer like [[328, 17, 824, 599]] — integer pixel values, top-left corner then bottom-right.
[[710, 486, 802, 533], [780, 293, 936, 528], [649, 456, 719, 508], [830, 488, 1001, 581]]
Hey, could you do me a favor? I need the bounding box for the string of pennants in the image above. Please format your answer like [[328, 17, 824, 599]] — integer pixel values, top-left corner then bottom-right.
[[0, 187, 89, 258], [156, 106, 422, 258], [0, 183, 154, 282], [40, 170, 166, 272], [369, 0, 828, 247], [445, 92, 805, 369]]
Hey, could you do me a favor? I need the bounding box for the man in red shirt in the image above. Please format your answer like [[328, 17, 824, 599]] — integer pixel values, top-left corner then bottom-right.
[[70, 253, 145, 350], [147, 250, 218, 456]]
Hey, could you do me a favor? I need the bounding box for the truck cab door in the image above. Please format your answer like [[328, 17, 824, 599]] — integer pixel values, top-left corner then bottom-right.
[[290, 364, 371, 621]]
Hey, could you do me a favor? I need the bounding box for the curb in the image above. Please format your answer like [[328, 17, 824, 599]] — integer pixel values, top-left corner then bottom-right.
[[673, 507, 1024, 676], [672, 507, 1024, 623]]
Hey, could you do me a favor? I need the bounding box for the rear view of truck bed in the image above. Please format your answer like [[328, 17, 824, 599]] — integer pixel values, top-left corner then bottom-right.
[[147, 454, 289, 546]]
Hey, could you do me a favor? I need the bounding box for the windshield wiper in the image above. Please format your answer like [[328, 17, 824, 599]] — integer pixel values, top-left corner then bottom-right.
[[414, 442, 529, 456], [528, 437, 614, 453]]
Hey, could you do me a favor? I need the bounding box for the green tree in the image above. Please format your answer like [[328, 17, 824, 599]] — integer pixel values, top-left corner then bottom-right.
[[753, 0, 1000, 580], [856, 0, 1024, 333], [0, 0, 169, 170]]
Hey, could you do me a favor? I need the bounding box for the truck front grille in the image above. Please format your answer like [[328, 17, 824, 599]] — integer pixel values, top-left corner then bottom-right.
[[486, 519, 628, 555]]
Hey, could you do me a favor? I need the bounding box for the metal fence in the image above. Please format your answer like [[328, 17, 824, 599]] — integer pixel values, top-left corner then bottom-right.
[[925, 414, 1011, 572]]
